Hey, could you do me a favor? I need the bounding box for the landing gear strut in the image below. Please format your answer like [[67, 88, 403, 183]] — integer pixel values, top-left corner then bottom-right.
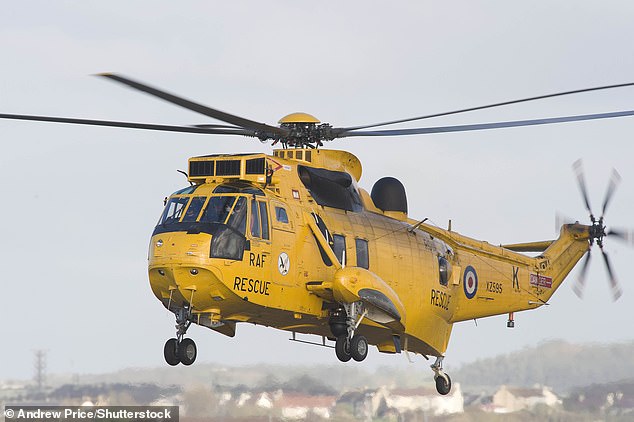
[[431, 356, 452, 395], [163, 306, 197, 366], [330, 302, 369, 363]]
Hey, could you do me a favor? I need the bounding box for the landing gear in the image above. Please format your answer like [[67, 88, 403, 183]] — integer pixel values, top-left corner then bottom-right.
[[431, 356, 452, 395], [350, 334, 368, 362], [334, 334, 368, 362], [163, 338, 180, 366], [330, 302, 369, 363], [335, 337, 352, 362], [178, 338, 197, 366], [163, 306, 198, 366]]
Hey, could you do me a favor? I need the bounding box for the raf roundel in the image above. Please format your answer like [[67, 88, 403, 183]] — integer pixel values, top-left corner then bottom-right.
[[463, 266, 478, 299]]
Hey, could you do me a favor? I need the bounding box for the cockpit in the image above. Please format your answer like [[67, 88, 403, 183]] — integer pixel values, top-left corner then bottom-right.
[[154, 184, 267, 260]]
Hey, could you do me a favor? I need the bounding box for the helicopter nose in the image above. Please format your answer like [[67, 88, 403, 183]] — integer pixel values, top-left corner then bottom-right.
[[149, 263, 228, 311]]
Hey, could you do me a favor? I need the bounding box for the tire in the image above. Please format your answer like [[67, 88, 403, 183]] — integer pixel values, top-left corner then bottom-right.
[[350, 335, 368, 362], [163, 338, 180, 366], [178, 338, 197, 366], [435, 373, 452, 395], [335, 336, 351, 362]]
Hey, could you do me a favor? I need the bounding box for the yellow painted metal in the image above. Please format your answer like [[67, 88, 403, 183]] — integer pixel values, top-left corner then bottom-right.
[[149, 149, 592, 359], [278, 112, 321, 124]]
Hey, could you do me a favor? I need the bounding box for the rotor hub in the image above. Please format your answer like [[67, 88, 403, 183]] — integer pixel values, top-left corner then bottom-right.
[[589, 216, 606, 247]]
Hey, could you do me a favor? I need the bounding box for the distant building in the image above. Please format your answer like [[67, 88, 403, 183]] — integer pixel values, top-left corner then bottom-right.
[[337, 384, 464, 419], [337, 388, 379, 420], [489, 385, 561, 413], [386, 384, 464, 416], [277, 394, 336, 420]]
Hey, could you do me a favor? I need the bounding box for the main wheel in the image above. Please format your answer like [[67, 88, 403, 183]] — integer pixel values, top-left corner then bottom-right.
[[335, 336, 352, 362], [435, 373, 452, 395], [163, 338, 180, 366], [350, 335, 368, 362], [178, 338, 197, 366]]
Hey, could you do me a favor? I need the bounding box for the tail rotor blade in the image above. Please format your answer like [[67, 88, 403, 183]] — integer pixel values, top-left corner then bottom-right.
[[607, 228, 634, 246], [600, 248, 623, 301], [573, 160, 593, 216], [601, 169, 621, 217], [573, 249, 592, 299], [555, 211, 575, 233]]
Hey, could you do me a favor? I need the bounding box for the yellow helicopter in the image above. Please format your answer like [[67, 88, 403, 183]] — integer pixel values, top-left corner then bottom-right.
[[2, 74, 634, 395]]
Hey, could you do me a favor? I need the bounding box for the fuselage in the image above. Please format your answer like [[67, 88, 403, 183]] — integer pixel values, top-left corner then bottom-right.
[[148, 149, 590, 358]]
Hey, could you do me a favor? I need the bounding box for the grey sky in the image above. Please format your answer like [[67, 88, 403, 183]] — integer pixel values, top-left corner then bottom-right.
[[2, 2, 634, 380]]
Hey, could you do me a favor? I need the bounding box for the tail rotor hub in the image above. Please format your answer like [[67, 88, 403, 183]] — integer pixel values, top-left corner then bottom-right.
[[589, 216, 606, 247]]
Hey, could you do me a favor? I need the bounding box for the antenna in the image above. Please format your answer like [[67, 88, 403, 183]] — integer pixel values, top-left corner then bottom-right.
[[33, 349, 48, 392]]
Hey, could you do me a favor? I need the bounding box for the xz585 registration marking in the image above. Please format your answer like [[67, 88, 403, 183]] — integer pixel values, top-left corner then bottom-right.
[[486, 281, 503, 294]]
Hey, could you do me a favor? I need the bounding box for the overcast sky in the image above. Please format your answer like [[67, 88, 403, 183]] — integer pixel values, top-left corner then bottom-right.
[[1, 2, 634, 382]]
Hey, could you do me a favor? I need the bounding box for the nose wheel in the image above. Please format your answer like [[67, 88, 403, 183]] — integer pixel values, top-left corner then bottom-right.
[[163, 307, 198, 366]]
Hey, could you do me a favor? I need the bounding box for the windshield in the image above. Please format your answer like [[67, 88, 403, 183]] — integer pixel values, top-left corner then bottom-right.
[[201, 196, 236, 224], [158, 194, 247, 232], [182, 196, 206, 222], [155, 193, 252, 261]]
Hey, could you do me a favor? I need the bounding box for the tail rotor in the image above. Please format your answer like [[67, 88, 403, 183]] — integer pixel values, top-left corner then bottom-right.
[[570, 160, 627, 301]]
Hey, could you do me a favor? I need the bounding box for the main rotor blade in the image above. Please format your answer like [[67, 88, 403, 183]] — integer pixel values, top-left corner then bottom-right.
[[0, 113, 256, 136], [573, 159, 593, 216], [601, 168, 621, 217], [97, 73, 287, 137], [600, 247, 623, 301], [573, 249, 592, 299], [336, 109, 634, 138], [338, 82, 634, 131]]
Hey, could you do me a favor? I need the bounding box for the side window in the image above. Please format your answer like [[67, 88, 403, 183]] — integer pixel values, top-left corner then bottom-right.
[[250, 199, 270, 240], [259, 201, 269, 240], [275, 206, 289, 223], [250, 199, 261, 238], [160, 197, 189, 225], [355, 238, 369, 269], [227, 197, 247, 235], [438, 256, 451, 286], [333, 234, 346, 265]]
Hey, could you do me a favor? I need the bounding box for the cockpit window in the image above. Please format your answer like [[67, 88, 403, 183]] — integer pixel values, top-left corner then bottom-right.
[[213, 185, 239, 194], [259, 201, 269, 240], [182, 196, 206, 222], [160, 197, 189, 224], [201, 196, 236, 224], [227, 197, 247, 235], [173, 185, 199, 195], [213, 184, 264, 195], [248, 199, 270, 240], [250, 198, 261, 238]]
